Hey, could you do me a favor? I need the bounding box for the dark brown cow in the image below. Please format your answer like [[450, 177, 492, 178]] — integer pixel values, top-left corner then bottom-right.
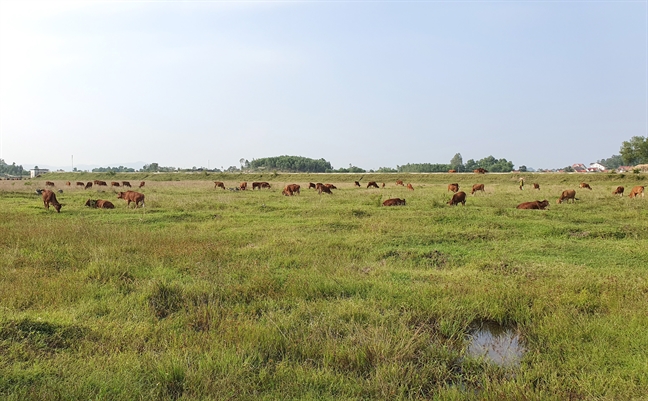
[[252, 182, 262, 190], [324, 184, 337, 190], [239, 182, 247, 191], [261, 182, 271, 189], [532, 183, 540, 190], [85, 199, 115, 209], [612, 186, 624, 196], [41, 189, 62, 213], [45, 181, 55, 187], [447, 183, 459, 193], [309, 182, 317, 189], [471, 184, 484, 195], [407, 183, 414, 191], [76, 181, 85, 187], [85, 182, 93, 190], [139, 181, 145, 188], [448, 169, 457, 173], [579, 182, 592, 190], [396, 180, 404, 186], [557, 189, 577, 204], [214, 181, 226, 189], [117, 191, 145, 208], [448, 191, 467, 206], [367, 181, 379, 189], [516, 200, 549, 210], [96, 181, 107, 187], [383, 198, 406, 206], [65, 181, 71, 186], [316, 183, 332, 194], [111, 181, 121, 188], [93, 180, 101, 185], [286, 184, 300, 195], [122, 181, 132, 188], [354, 181, 361, 187], [628, 186, 645, 198], [474, 168, 488, 174]]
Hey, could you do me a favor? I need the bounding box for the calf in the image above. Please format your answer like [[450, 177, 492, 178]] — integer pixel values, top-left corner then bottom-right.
[[122, 181, 132, 188], [383, 198, 406, 206], [628, 186, 645, 198], [448, 191, 466, 206], [471, 183, 485, 195], [367, 181, 379, 189], [557, 189, 577, 204], [139, 181, 146, 188], [532, 183, 540, 190], [612, 186, 624, 196], [117, 191, 145, 208], [447, 183, 459, 193], [42, 189, 62, 213], [214, 181, 226, 189], [85, 199, 115, 209], [407, 183, 414, 191], [516, 200, 549, 210], [579, 182, 592, 190]]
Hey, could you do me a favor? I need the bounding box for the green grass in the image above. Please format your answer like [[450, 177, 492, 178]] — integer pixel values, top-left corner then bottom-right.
[[1, 173, 647, 400]]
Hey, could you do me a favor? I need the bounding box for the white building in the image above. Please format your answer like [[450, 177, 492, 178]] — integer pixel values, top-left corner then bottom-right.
[[588, 162, 606, 172], [30, 168, 50, 178]]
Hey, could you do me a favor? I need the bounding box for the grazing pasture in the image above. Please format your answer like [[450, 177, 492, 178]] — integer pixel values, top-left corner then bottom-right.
[[1, 173, 647, 400]]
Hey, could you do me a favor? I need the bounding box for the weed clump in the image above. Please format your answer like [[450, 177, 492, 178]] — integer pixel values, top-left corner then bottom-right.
[[148, 281, 184, 319]]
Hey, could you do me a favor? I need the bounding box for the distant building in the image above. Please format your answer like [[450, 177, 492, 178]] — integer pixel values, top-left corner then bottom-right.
[[617, 166, 634, 173], [572, 163, 588, 173], [588, 162, 606, 172], [30, 168, 49, 178]]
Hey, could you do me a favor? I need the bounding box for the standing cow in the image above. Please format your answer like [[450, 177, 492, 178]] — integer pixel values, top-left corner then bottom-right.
[[41, 189, 62, 213], [557, 190, 577, 204], [117, 191, 145, 208], [471, 184, 485, 195], [447, 183, 459, 193], [612, 186, 624, 196], [448, 191, 467, 206]]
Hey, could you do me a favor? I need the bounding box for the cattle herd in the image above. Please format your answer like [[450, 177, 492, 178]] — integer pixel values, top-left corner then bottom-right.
[[36, 179, 645, 213]]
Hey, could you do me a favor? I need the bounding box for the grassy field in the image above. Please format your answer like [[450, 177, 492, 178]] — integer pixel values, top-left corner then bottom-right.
[[1, 172, 647, 400]]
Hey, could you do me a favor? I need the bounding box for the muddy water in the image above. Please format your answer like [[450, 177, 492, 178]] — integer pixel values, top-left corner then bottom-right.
[[466, 321, 526, 367]]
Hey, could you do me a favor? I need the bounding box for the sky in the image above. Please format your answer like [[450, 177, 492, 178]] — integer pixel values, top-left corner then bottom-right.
[[0, 1, 646, 171]]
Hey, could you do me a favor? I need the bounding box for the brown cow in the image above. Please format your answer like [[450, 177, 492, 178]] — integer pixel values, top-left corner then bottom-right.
[[239, 182, 247, 191], [448, 191, 467, 206], [447, 183, 459, 193], [214, 181, 226, 189], [285, 184, 300, 195], [407, 183, 414, 191], [111, 181, 121, 188], [396, 180, 404, 186], [122, 181, 132, 188], [354, 181, 361, 187], [471, 184, 485, 195], [557, 189, 577, 204], [252, 182, 262, 190], [76, 181, 85, 187], [612, 186, 624, 196], [448, 169, 457, 173], [324, 184, 337, 190], [316, 183, 332, 194], [85, 199, 115, 209], [367, 181, 379, 189], [474, 168, 487, 174], [85, 182, 93, 190], [41, 189, 62, 213], [282, 187, 293, 196], [381, 183, 385, 188], [579, 182, 592, 190], [117, 191, 145, 208], [516, 200, 549, 210], [383, 198, 406, 206], [139, 181, 145, 188], [45, 181, 55, 187], [628, 186, 645, 198], [532, 183, 540, 190], [96, 181, 107, 187], [261, 182, 271, 189], [309, 182, 317, 189], [65, 181, 71, 186]]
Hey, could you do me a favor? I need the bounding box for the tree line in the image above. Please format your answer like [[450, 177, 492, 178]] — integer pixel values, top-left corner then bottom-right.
[[0, 159, 25, 176]]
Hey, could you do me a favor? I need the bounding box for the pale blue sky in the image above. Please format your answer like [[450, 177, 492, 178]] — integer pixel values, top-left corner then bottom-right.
[[1, 1, 645, 170]]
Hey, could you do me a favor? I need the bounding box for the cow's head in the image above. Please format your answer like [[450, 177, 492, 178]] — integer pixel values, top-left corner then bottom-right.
[[117, 192, 125, 199], [54, 203, 62, 213]]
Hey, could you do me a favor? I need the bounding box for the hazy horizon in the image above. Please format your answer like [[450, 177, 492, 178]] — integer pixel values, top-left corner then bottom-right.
[[1, 1, 646, 171]]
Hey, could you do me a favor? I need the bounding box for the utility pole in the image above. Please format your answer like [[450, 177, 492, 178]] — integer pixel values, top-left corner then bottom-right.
[[71, 155, 74, 171]]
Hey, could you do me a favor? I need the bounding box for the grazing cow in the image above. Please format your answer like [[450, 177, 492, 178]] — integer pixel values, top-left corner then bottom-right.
[[96, 181, 107, 187], [396, 180, 404, 186], [252, 182, 262, 190], [316, 183, 332, 194], [474, 168, 487, 174], [65, 181, 71, 186], [214, 181, 225, 189], [579, 182, 592, 190], [448, 191, 467, 206], [448, 169, 457, 173], [367, 181, 379, 189], [628, 186, 645, 198], [41, 189, 62, 213], [516, 200, 549, 210], [447, 183, 459, 193], [139, 181, 145, 188], [612, 186, 624, 196], [111, 181, 121, 188], [261, 182, 271, 189], [285, 184, 300, 195], [282, 187, 293, 196], [45, 181, 55, 187], [324, 184, 337, 190], [407, 183, 414, 191], [239, 182, 247, 191], [354, 181, 361, 187], [76, 181, 85, 187], [122, 181, 132, 188], [85, 199, 115, 209], [383, 198, 406, 206], [471, 184, 485, 195], [309, 182, 317, 189], [117, 191, 145, 208], [557, 189, 577, 204], [533, 183, 540, 190], [93, 180, 101, 185], [85, 182, 93, 190]]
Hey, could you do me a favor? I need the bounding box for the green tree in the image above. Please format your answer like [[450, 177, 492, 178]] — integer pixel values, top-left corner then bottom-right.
[[596, 155, 624, 169], [620, 136, 648, 165], [519, 165, 527, 172], [450, 153, 463, 171], [248, 156, 333, 172]]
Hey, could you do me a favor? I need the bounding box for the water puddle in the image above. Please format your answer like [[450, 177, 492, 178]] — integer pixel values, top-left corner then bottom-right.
[[465, 321, 526, 367]]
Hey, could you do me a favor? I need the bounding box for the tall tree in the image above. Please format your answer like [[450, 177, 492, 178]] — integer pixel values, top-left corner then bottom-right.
[[620, 136, 648, 165], [449, 153, 463, 171]]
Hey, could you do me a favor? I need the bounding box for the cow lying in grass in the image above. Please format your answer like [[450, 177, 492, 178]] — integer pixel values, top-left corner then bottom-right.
[[516, 200, 549, 210], [85, 199, 115, 209], [383, 198, 406, 206]]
